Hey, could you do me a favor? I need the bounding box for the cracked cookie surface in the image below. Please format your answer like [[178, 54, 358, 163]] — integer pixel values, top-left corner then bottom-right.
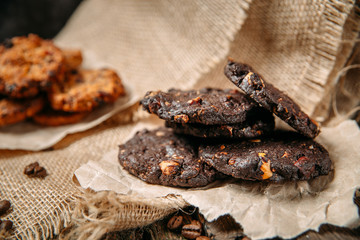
[[199, 131, 331, 181], [141, 88, 270, 125], [224, 60, 320, 138], [118, 127, 223, 188]]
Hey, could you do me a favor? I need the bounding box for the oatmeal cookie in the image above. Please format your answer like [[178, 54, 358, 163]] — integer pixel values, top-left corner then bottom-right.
[[0, 34, 65, 98], [0, 96, 44, 126], [48, 68, 125, 112]]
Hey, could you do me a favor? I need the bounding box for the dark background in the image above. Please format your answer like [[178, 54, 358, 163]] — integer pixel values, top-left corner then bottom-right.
[[0, 0, 83, 41]]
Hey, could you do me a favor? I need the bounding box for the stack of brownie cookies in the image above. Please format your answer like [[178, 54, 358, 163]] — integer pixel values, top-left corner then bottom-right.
[[118, 60, 332, 188], [0, 34, 126, 127]]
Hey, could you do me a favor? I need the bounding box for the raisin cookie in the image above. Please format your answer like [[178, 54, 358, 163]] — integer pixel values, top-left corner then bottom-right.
[[118, 127, 223, 188], [141, 88, 270, 125], [48, 68, 125, 112], [199, 131, 332, 181], [0, 96, 44, 127], [224, 60, 320, 138], [0, 34, 65, 98]]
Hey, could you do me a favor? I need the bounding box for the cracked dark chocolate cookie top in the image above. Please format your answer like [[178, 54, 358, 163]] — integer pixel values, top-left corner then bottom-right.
[[224, 60, 320, 138], [118, 127, 223, 188], [199, 131, 332, 181], [140, 88, 270, 125]]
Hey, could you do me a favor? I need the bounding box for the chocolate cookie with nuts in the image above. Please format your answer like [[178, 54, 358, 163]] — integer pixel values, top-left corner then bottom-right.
[[224, 60, 320, 138], [0, 34, 66, 98], [118, 127, 223, 188], [0, 96, 44, 127], [48, 68, 125, 112], [165, 110, 274, 138], [199, 131, 332, 181], [140, 88, 270, 125]]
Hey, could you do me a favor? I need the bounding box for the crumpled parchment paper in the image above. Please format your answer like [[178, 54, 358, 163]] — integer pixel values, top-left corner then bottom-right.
[[74, 120, 360, 239]]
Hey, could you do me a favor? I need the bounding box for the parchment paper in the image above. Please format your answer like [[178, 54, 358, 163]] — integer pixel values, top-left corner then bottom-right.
[[74, 120, 360, 239], [0, 50, 138, 151]]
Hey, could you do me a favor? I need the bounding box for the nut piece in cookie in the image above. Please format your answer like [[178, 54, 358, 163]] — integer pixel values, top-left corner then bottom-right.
[[199, 131, 332, 181], [32, 108, 89, 126], [224, 60, 320, 138], [140, 88, 270, 125], [118, 127, 223, 188], [48, 68, 126, 112], [0, 34, 66, 98], [62, 49, 83, 70], [0, 96, 44, 127]]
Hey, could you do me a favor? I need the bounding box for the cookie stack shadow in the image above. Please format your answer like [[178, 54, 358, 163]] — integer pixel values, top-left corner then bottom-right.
[[118, 59, 332, 189], [0, 34, 126, 127]]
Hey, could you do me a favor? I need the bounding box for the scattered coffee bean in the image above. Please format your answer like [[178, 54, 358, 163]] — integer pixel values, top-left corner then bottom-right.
[[196, 236, 210, 240], [0, 200, 11, 216], [182, 221, 202, 239], [0, 220, 13, 231], [167, 215, 183, 230], [24, 162, 47, 178]]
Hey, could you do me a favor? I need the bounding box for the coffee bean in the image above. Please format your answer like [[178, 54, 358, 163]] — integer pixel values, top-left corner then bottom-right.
[[0, 220, 13, 231], [182, 221, 202, 239], [167, 215, 183, 230], [34, 166, 47, 178], [24, 162, 47, 178], [0, 200, 11, 216], [24, 162, 39, 175]]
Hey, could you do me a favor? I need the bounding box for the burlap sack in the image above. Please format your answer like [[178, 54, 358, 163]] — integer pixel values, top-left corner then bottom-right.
[[0, 0, 359, 239]]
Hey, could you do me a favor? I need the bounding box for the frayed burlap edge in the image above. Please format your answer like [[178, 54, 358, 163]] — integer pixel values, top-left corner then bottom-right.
[[313, 1, 360, 121], [59, 191, 188, 240]]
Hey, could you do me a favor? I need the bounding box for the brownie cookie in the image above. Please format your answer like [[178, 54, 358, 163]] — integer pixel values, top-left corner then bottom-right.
[[118, 127, 222, 188], [0, 96, 44, 127], [224, 60, 320, 138], [0, 34, 66, 98], [199, 131, 332, 181], [141, 88, 270, 125], [32, 108, 89, 126], [48, 68, 125, 112], [165, 110, 274, 138]]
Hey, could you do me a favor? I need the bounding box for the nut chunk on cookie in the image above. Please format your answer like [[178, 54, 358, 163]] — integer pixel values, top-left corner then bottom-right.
[[224, 60, 320, 138], [48, 68, 125, 112], [118, 127, 222, 188], [199, 131, 332, 181], [0, 34, 66, 98]]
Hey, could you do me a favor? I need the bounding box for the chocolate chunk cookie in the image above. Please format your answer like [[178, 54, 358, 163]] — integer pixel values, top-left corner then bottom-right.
[[48, 68, 126, 112], [224, 60, 320, 138], [165, 110, 274, 138], [0, 34, 66, 98], [118, 127, 222, 188], [0, 96, 44, 127], [199, 131, 332, 181], [141, 88, 270, 125], [32, 108, 89, 126]]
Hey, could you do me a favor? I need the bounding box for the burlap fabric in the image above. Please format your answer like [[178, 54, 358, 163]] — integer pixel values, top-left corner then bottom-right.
[[0, 0, 359, 239]]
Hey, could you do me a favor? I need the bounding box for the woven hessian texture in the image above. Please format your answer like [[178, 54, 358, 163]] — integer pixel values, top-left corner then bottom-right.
[[0, 0, 359, 239]]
